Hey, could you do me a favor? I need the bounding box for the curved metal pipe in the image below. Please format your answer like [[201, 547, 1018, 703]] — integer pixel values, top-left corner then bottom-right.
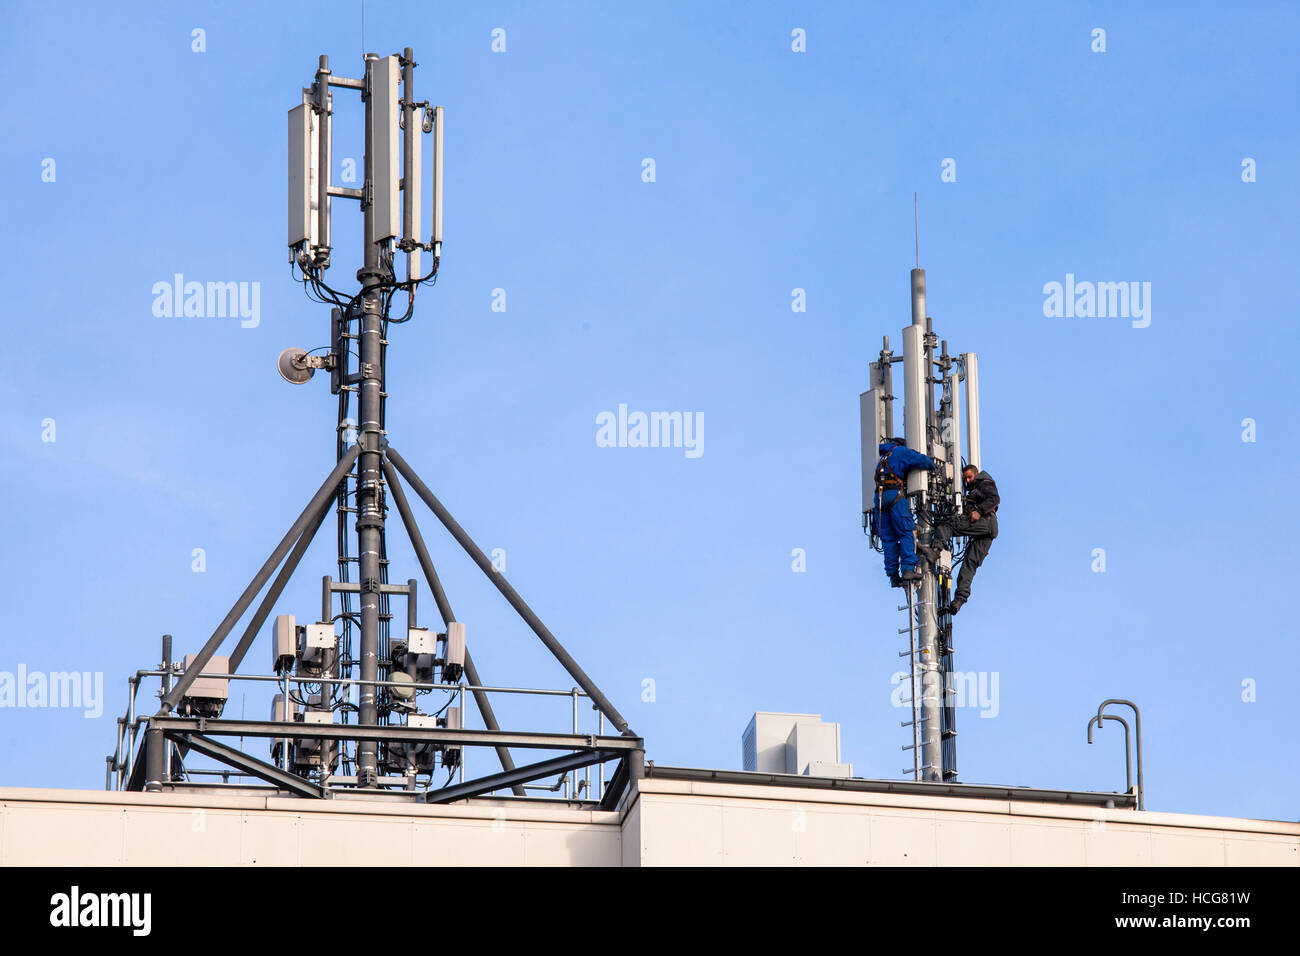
[[1096, 699, 1143, 810], [1087, 713, 1132, 798]]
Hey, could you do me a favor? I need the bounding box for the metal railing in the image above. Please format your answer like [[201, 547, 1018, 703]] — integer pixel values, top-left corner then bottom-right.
[[106, 666, 608, 801]]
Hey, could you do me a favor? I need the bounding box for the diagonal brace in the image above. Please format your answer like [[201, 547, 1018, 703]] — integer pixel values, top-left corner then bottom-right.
[[385, 444, 633, 735], [425, 749, 618, 804], [166, 730, 325, 798], [160, 445, 360, 713], [229, 482, 335, 672], [383, 458, 525, 793]]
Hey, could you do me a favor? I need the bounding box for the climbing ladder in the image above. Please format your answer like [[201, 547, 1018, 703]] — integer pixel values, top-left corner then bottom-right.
[[898, 572, 960, 782], [894, 587, 935, 780], [936, 572, 958, 782], [897, 584, 924, 779]]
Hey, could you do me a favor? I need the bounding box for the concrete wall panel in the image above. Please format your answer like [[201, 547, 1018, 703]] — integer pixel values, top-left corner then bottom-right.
[[1, 783, 1295, 868]]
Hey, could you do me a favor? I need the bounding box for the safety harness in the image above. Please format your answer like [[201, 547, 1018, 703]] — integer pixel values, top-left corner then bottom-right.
[[875, 446, 907, 491]]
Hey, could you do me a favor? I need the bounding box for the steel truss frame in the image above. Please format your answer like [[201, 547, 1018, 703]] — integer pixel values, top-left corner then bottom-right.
[[132, 443, 643, 806]]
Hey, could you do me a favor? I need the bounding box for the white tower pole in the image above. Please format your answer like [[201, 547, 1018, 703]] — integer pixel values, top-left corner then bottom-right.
[[904, 267, 943, 781]]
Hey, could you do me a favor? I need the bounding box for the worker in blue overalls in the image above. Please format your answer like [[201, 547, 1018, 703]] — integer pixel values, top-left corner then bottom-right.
[[873, 437, 935, 588]]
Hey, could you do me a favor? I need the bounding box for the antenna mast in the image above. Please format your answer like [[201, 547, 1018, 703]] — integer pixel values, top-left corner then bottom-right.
[[109, 48, 641, 805], [860, 213, 980, 782]]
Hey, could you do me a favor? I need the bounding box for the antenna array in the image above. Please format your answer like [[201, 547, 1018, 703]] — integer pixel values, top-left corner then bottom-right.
[[860, 250, 981, 782], [105, 49, 641, 805]]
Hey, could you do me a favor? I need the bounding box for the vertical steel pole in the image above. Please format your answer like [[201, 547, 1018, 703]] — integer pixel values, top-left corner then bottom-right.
[[126, 678, 137, 780], [112, 719, 125, 789], [144, 725, 165, 792], [282, 672, 291, 771], [161, 634, 173, 785], [572, 688, 580, 798], [459, 685, 467, 785], [356, 52, 385, 786], [907, 268, 942, 782]]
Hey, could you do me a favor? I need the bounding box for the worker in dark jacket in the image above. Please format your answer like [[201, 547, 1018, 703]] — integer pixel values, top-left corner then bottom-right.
[[873, 438, 936, 587], [929, 464, 999, 615]]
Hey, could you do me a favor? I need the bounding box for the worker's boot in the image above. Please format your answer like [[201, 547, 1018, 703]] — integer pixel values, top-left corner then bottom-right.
[[889, 574, 903, 588], [943, 595, 966, 616], [899, 566, 922, 582]]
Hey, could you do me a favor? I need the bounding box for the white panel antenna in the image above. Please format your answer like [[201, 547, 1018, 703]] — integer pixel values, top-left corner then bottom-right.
[[405, 114, 423, 281], [315, 83, 332, 267], [948, 361, 964, 507], [431, 105, 444, 261], [860, 388, 884, 522], [964, 352, 981, 471], [401, 54, 423, 283], [901, 324, 927, 495], [287, 102, 318, 249], [368, 55, 401, 245]]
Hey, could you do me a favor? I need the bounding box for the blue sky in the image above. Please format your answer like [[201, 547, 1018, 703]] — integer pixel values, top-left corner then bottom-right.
[[1, 1, 1297, 821]]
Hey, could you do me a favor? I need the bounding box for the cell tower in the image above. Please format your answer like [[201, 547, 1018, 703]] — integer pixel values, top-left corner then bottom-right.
[[105, 49, 642, 804], [860, 252, 981, 783]]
